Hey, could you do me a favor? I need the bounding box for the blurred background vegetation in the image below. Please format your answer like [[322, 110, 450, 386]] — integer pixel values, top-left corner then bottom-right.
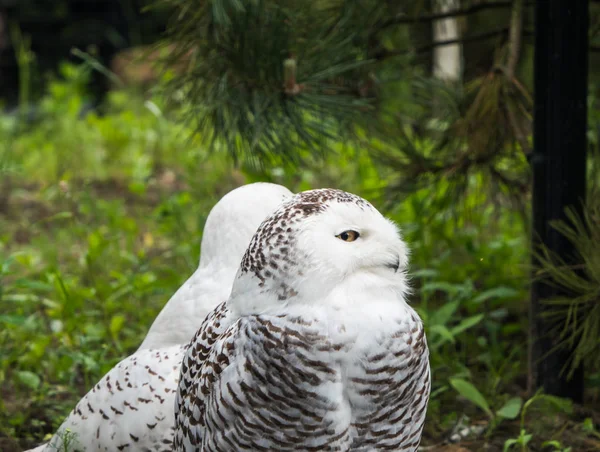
[[0, 1, 599, 451]]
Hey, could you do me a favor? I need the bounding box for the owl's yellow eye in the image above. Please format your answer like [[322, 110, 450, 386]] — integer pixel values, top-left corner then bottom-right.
[[336, 230, 360, 242]]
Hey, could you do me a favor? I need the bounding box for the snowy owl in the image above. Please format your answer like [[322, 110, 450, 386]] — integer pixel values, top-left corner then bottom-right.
[[27, 182, 293, 452], [139, 182, 293, 350], [174, 188, 431, 451]]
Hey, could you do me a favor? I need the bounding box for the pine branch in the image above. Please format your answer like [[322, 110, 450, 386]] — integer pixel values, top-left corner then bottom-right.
[[506, 0, 524, 78], [160, 0, 381, 163], [378, 1, 533, 29], [377, 28, 507, 59], [534, 198, 600, 378], [501, 0, 530, 157], [376, 27, 536, 60]]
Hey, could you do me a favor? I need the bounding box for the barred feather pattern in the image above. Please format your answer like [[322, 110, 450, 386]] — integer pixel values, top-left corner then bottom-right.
[[174, 301, 234, 448], [174, 307, 429, 451], [35, 344, 188, 452]]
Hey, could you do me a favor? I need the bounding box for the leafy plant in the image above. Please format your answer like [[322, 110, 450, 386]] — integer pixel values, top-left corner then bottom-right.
[[541, 440, 572, 452], [504, 429, 533, 452], [534, 191, 600, 378], [502, 392, 574, 452], [50, 428, 80, 452], [450, 377, 522, 433], [420, 280, 485, 352]]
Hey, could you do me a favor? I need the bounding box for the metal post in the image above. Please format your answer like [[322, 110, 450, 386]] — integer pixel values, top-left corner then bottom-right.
[[530, 0, 588, 402]]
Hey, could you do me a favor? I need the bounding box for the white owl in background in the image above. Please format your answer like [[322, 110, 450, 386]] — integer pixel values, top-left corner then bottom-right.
[[27, 182, 293, 452]]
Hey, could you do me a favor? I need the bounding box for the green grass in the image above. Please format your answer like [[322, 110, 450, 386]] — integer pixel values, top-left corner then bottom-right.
[[0, 63, 599, 451]]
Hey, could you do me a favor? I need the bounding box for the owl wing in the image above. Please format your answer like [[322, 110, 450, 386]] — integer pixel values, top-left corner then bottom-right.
[[37, 344, 187, 452], [175, 313, 354, 452], [174, 300, 236, 450]]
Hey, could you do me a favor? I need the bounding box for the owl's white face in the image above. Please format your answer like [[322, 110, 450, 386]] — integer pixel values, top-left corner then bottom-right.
[[230, 189, 410, 315], [295, 201, 409, 288]]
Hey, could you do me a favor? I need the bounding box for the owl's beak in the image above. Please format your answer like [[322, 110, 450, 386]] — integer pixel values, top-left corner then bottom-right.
[[385, 256, 401, 273]]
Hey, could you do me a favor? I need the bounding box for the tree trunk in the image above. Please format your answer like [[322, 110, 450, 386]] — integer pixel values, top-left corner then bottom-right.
[[506, 0, 523, 78], [530, 0, 588, 402], [432, 0, 462, 82]]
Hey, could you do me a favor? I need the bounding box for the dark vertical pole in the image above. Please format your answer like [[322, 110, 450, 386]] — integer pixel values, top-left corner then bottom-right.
[[530, 1, 588, 402]]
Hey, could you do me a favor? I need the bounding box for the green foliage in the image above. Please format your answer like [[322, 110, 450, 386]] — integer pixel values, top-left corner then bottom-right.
[[46, 428, 79, 452], [158, 0, 535, 220], [0, 61, 597, 451], [504, 429, 533, 452], [161, 0, 389, 162], [448, 377, 523, 440], [450, 378, 493, 418], [534, 190, 600, 378], [496, 397, 523, 420], [502, 392, 574, 452], [540, 441, 571, 452], [0, 63, 240, 446], [371, 78, 531, 213]]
